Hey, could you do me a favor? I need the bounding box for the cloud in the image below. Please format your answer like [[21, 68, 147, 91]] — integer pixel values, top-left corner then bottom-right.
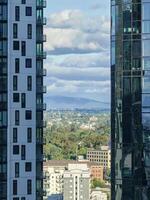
[[45, 9, 110, 55]]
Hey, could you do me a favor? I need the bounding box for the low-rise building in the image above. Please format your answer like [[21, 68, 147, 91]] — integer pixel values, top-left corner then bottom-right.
[[91, 188, 107, 200], [48, 194, 63, 200], [87, 146, 111, 169]]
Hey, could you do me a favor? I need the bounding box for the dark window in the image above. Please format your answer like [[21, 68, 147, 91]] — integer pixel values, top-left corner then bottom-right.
[[15, 58, 20, 73], [13, 93, 19, 103], [15, 162, 19, 178], [21, 145, 26, 160], [21, 41, 26, 56], [27, 180, 32, 194], [13, 76, 18, 91], [13, 145, 19, 155], [21, 198, 26, 200], [13, 128, 18, 143], [25, 110, 32, 120], [15, 6, 20, 21], [15, 110, 19, 126], [26, 7, 32, 16], [13, 198, 19, 200], [27, 128, 32, 143], [27, 24, 32, 39], [27, 76, 32, 91], [13, 180, 18, 195], [22, 0, 26, 4], [13, 41, 19, 50], [21, 93, 26, 108], [13, 23, 18, 38], [25, 58, 32, 68], [25, 162, 32, 172]]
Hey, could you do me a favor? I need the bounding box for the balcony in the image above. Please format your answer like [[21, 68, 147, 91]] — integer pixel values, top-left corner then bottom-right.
[[37, 34, 47, 42], [36, 103, 46, 110], [37, 51, 47, 59], [37, 137, 46, 145], [37, 17, 47, 25], [0, 63, 7, 74], [37, 120, 47, 128], [37, 0, 47, 8], [37, 154, 47, 161], [0, 0, 7, 4], [36, 68, 47, 76], [37, 85, 47, 93], [37, 189, 47, 197]]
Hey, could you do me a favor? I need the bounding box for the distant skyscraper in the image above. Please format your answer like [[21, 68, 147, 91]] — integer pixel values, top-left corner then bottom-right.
[[0, 0, 46, 199], [111, 0, 150, 199]]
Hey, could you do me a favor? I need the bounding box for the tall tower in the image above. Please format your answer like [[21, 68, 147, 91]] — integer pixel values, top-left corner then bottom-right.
[[111, 0, 150, 199], [0, 0, 46, 199]]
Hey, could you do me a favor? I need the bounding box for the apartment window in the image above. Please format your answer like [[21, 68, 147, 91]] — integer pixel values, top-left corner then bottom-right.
[[13, 76, 18, 91], [21, 198, 26, 200], [13, 145, 19, 155], [27, 24, 32, 39], [27, 180, 32, 194], [13, 198, 19, 200], [22, 0, 26, 4], [21, 145, 26, 160], [13, 180, 18, 195], [27, 76, 32, 91], [25, 58, 32, 68], [13, 41, 19, 50], [13, 93, 19, 103], [15, 162, 19, 177], [15, 58, 20, 73], [25, 162, 32, 172], [26, 7, 32, 16], [21, 93, 26, 108], [25, 110, 32, 120], [21, 41, 26, 56], [13, 128, 18, 143], [13, 23, 18, 38], [15, 6, 20, 21], [15, 110, 19, 126], [27, 128, 32, 143]]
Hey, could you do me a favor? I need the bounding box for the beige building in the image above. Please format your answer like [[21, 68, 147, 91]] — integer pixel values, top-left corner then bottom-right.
[[91, 188, 107, 200], [87, 146, 111, 169]]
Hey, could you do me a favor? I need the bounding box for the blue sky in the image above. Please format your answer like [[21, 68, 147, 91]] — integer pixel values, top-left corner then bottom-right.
[[44, 0, 110, 105]]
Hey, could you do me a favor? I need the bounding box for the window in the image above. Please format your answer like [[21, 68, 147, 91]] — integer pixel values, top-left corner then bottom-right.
[[27, 76, 32, 91], [22, 0, 26, 4], [15, 6, 20, 21], [21, 41, 26, 56], [13, 93, 19, 103], [13, 180, 18, 195], [15, 162, 19, 177], [21, 93, 26, 108], [26, 7, 32, 16], [13, 23, 18, 38], [27, 24, 32, 39], [15, 58, 20, 73], [13, 198, 19, 200], [13, 41, 19, 50], [13, 76, 18, 91], [25, 58, 32, 68], [27, 128, 32, 143], [27, 180, 32, 194], [21, 198, 26, 200], [25, 110, 32, 120], [13, 145, 19, 155], [21, 145, 26, 160], [15, 110, 19, 126], [13, 128, 18, 143], [25, 162, 32, 172]]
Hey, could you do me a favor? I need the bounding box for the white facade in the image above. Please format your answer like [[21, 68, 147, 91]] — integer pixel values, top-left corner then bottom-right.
[[0, 0, 46, 199], [91, 189, 107, 200]]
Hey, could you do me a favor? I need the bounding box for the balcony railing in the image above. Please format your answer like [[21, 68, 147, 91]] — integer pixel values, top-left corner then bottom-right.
[[37, 0, 47, 8], [37, 34, 47, 42], [37, 120, 47, 128], [37, 17, 47, 25], [37, 51, 47, 59], [0, 0, 7, 4], [36, 189, 47, 197], [36, 85, 47, 93], [37, 137, 46, 145], [36, 68, 47, 76], [36, 103, 46, 110]]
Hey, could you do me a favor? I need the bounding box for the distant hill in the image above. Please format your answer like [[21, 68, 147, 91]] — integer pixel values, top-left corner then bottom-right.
[[45, 96, 110, 110]]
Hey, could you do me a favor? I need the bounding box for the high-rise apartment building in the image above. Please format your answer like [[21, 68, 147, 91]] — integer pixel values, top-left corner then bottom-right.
[[111, 0, 150, 199], [0, 0, 46, 199]]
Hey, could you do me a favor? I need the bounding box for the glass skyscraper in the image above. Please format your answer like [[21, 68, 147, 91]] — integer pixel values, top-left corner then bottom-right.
[[111, 0, 150, 199]]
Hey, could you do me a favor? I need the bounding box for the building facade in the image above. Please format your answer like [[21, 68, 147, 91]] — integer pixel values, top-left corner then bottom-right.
[[111, 0, 150, 199], [87, 146, 111, 169], [0, 0, 46, 199], [63, 164, 90, 200]]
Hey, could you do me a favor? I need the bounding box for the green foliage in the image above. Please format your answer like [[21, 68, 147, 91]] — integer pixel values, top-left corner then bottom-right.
[[91, 178, 106, 188]]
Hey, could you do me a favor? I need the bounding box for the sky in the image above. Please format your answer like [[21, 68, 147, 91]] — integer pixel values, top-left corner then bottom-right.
[[44, 0, 110, 103]]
